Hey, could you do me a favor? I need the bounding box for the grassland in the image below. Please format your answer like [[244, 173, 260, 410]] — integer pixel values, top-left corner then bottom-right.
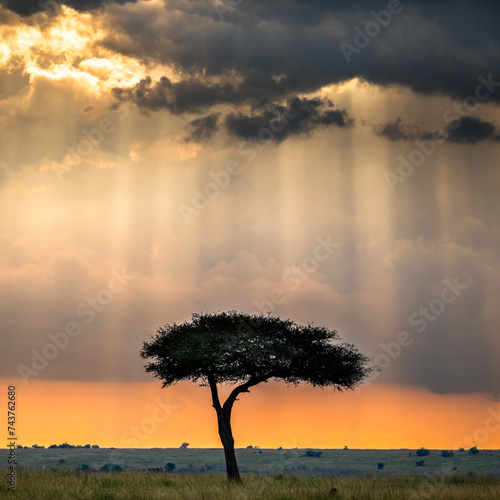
[[1, 470, 500, 499], [2, 447, 499, 476], [2, 448, 500, 499]]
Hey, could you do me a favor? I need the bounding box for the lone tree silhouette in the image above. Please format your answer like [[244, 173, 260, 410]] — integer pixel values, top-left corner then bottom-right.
[[140, 311, 373, 482]]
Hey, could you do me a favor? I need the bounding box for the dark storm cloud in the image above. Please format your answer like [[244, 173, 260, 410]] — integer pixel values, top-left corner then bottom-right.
[[373, 118, 426, 142], [185, 113, 220, 143], [111, 74, 308, 115], [103, 0, 500, 105], [112, 76, 247, 115], [0, 0, 136, 16], [374, 116, 500, 144], [225, 97, 354, 143], [112, 77, 354, 142], [446, 116, 500, 144]]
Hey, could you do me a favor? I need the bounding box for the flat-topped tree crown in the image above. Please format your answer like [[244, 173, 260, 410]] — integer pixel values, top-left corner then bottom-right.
[[140, 311, 373, 482], [141, 311, 371, 388]]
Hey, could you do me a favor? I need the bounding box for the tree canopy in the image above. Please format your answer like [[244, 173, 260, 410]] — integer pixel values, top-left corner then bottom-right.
[[140, 311, 372, 390]]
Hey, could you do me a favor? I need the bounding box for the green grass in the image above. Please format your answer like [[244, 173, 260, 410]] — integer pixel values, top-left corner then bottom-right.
[[2, 448, 499, 499], [3, 448, 499, 476], [1, 470, 500, 499]]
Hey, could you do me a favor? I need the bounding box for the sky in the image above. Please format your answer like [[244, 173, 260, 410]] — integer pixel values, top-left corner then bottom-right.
[[1, 0, 500, 450]]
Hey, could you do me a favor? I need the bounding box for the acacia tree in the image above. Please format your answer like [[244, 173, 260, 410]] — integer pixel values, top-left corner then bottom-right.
[[140, 311, 373, 482]]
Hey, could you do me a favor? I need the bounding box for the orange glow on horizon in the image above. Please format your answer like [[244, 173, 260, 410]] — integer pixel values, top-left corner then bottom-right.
[[6, 378, 500, 450]]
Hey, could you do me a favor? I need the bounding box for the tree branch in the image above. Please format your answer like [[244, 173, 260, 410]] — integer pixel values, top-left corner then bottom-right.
[[222, 373, 273, 420], [207, 373, 222, 413]]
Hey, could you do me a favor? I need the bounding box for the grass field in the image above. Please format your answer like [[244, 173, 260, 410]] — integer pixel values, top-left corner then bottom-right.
[[2, 447, 499, 476], [1, 470, 500, 499], [2, 448, 500, 499]]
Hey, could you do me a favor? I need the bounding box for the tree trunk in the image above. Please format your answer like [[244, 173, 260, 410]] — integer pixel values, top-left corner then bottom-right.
[[216, 410, 241, 482]]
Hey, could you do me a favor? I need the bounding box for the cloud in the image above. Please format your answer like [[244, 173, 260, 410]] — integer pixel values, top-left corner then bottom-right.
[[100, 0, 500, 105], [382, 227, 500, 396], [112, 76, 249, 115], [374, 116, 500, 145], [225, 97, 354, 143], [0, 0, 137, 16], [111, 79, 354, 144], [185, 113, 220, 143], [373, 118, 426, 142], [446, 116, 500, 144], [0, 60, 30, 100], [111, 74, 305, 115]]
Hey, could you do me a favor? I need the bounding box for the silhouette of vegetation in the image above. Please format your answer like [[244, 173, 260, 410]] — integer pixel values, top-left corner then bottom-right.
[[48, 443, 99, 449], [141, 311, 373, 482], [304, 450, 323, 458], [416, 448, 430, 457], [165, 463, 176, 472], [469, 446, 479, 455], [441, 450, 454, 458], [416, 460, 425, 466], [377, 463, 384, 469], [101, 464, 122, 472]]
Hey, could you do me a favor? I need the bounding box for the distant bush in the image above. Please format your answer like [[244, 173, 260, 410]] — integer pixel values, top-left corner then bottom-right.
[[165, 463, 176, 472], [377, 463, 384, 469], [416, 448, 430, 457], [84, 444, 91, 448], [246, 445, 254, 449], [304, 450, 322, 458], [180, 442, 189, 449], [458, 447, 465, 452], [147, 467, 163, 472], [92, 445, 100, 449], [49, 443, 81, 449], [441, 450, 454, 458], [101, 464, 122, 472], [78, 464, 90, 471], [416, 460, 425, 466], [469, 446, 479, 455]]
